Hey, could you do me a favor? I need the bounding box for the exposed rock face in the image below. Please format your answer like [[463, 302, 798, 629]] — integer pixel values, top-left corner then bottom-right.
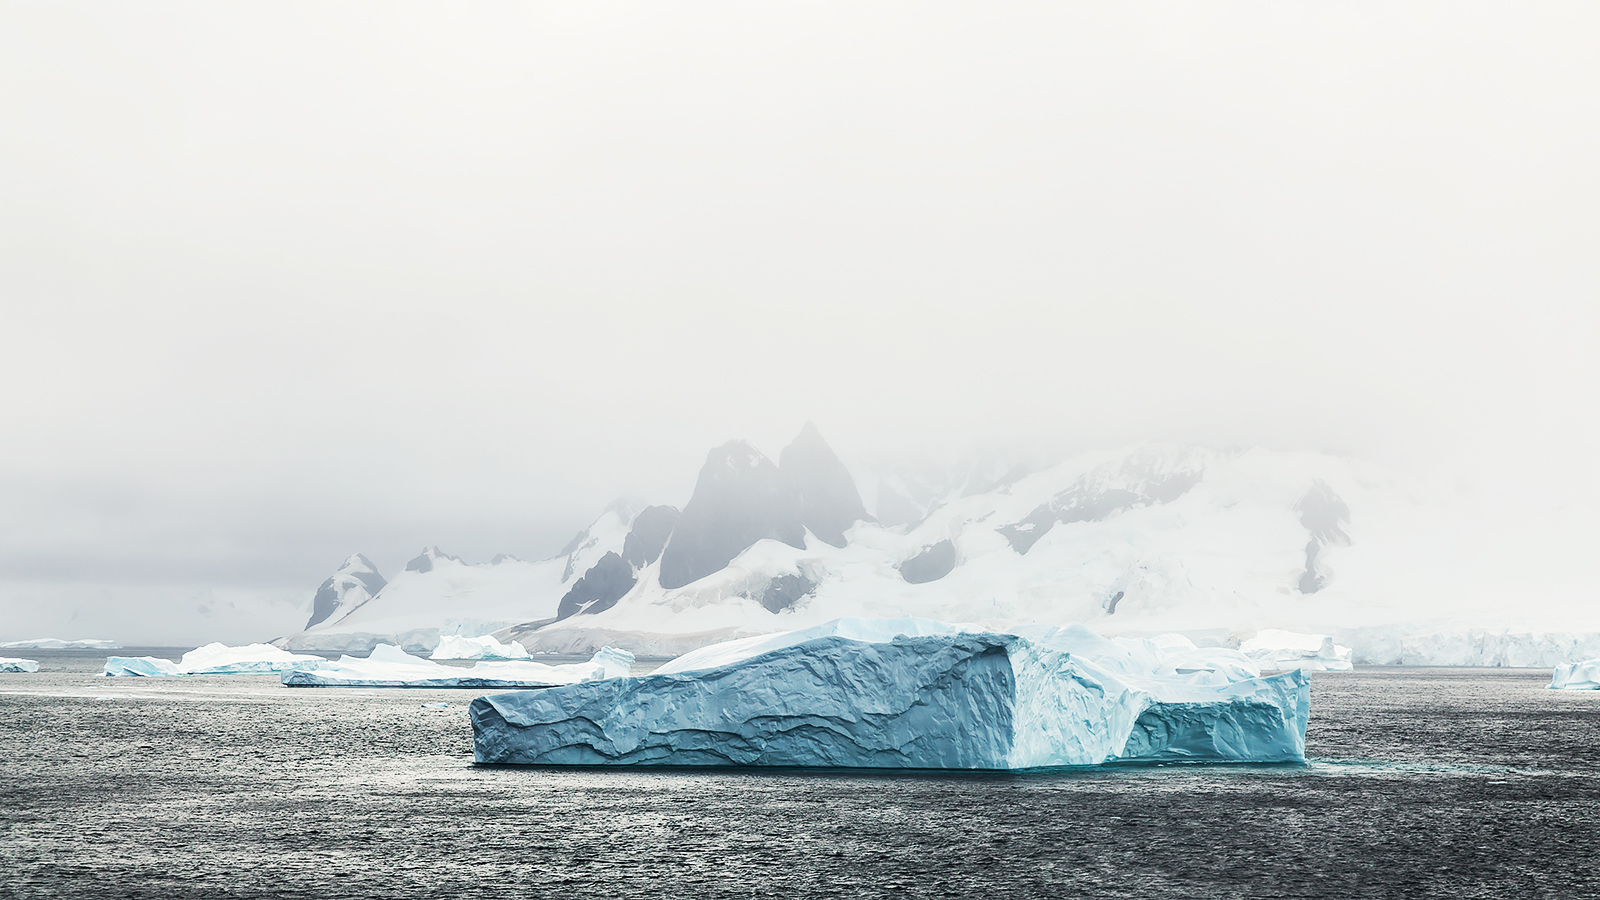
[[658, 441, 806, 590], [899, 540, 956, 584], [1294, 480, 1352, 594], [779, 422, 870, 548], [305, 554, 388, 630], [621, 505, 680, 568], [404, 546, 462, 575], [556, 552, 636, 620], [758, 573, 815, 613], [1000, 451, 1204, 554], [556, 505, 683, 621]]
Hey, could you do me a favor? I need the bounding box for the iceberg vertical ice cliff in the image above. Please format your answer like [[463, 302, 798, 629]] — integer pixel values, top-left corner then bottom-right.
[[1549, 659, 1600, 690], [472, 621, 1309, 770], [1, 657, 40, 673]]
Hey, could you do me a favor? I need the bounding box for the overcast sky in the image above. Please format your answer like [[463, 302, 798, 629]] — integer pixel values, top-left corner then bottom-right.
[[2, 2, 1597, 642]]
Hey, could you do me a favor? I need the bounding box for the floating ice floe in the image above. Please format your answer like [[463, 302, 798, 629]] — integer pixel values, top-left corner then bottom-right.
[[1, 638, 121, 650], [282, 643, 633, 688], [430, 634, 532, 661], [1, 657, 40, 673], [1549, 659, 1600, 690], [1240, 630, 1354, 672], [103, 643, 324, 677], [472, 618, 1309, 769]]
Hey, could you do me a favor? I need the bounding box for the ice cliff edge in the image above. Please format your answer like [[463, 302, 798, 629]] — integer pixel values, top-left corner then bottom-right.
[[471, 629, 1309, 770]]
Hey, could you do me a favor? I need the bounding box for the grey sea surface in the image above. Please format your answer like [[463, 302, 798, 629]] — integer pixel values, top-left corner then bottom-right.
[[2, 652, 1597, 899]]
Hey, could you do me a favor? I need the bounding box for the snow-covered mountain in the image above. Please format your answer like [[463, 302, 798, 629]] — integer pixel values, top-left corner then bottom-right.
[[303, 553, 387, 630], [277, 427, 1600, 664]]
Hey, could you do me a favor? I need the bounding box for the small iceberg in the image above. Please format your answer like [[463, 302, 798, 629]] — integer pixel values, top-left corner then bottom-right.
[[472, 618, 1309, 769], [1550, 659, 1600, 690], [1, 657, 40, 673], [1240, 629, 1353, 672], [2, 638, 121, 650], [283, 644, 633, 688], [103, 643, 324, 677], [430, 634, 532, 661]]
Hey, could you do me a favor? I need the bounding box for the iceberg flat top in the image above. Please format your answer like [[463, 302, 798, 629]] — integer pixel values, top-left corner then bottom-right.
[[431, 634, 532, 661], [282, 644, 632, 688], [104, 643, 324, 676], [1, 657, 41, 673]]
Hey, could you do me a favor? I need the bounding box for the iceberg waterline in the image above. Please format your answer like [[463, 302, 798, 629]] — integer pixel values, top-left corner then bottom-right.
[[472, 619, 1310, 770], [282, 643, 633, 688], [104, 643, 324, 676], [1, 657, 40, 673]]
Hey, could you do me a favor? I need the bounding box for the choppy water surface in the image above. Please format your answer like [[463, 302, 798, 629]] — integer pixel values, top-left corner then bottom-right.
[[2, 653, 1597, 899]]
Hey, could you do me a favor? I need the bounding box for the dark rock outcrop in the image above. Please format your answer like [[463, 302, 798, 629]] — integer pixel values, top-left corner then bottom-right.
[[1294, 481, 1352, 594], [404, 546, 461, 574], [556, 551, 637, 619], [779, 422, 870, 548], [305, 554, 388, 630], [899, 540, 957, 584], [658, 441, 807, 590], [1001, 454, 1204, 554], [758, 573, 816, 614], [621, 505, 680, 568]]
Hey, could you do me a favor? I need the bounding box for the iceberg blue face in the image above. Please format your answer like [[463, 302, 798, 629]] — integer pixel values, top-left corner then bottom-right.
[[471, 632, 1309, 770]]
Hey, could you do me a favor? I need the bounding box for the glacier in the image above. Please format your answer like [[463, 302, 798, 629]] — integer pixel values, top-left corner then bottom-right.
[[1, 657, 40, 673], [103, 643, 324, 677], [282, 643, 633, 688], [1240, 630, 1354, 672], [1549, 659, 1600, 690], [472, 619, 1309, 769], [431, 634, 532, 661], [2, 638, 120, 650]]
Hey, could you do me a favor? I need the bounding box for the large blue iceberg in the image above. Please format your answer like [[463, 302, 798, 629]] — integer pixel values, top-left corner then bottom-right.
[[1550, 658, 1600, 690], [472, 621, 1309, 770]]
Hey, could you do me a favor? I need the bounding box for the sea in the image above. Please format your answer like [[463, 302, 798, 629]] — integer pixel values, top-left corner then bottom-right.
[[2, 651, 1597, 899]]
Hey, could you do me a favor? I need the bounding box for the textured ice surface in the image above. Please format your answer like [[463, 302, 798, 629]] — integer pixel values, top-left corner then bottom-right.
[[430, 634, 532, 660], [283, 644, 633, 688], [1, 638, 120, 650], [0, 657, 40, 673], [102, 643, 324, 676], [1549, 659, 1600, 690], [473, 622, 1308, 769], [1241, 630, 1354, 671]]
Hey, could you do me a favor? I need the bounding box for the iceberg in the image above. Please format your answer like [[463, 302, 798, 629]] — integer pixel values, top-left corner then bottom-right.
[[1241, 629, 1353, 672], [1549, 658, 1600, 690], [103, 643, 324, 676], [1, 657, 40, 673], [430, 634, 532, 661], [472, 619, 1309, 769], [282, 643, 633, 688], [2, 638, 121, 650]]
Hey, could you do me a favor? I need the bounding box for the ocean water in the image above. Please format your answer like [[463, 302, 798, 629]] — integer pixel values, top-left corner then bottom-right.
[[2, 652, 1597, 899]]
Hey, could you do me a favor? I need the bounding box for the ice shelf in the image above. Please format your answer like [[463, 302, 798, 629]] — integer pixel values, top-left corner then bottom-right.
[[1549, 659, 1600, 690], [281, 643, 633, 688], [1240, 629, 1354, 672], [472, 620, 1309, 770]]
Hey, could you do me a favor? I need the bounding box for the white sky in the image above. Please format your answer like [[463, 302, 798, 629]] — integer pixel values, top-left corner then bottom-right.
[[2, 2, 1597, 641]]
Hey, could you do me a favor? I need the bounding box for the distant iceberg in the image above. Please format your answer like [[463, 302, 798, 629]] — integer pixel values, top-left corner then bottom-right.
[[473, 619, 1309, 769], [431, 634, 532, 661], [103, 643, 324, 677], [1240, 630, 1354, 672], [2, 638, 121, 650], [1, 657, 40, 673], [283, 643, 633, 688], [1549, 659, 1600, 690]]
